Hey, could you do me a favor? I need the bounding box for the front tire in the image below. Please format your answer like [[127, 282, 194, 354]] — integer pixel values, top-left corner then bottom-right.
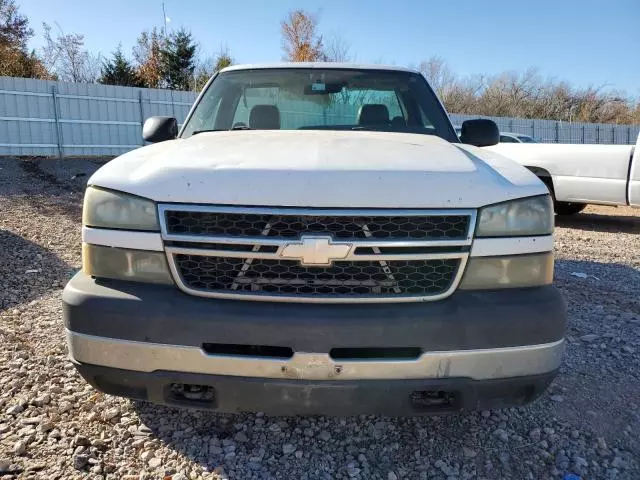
[[555, 202, 587, 216]]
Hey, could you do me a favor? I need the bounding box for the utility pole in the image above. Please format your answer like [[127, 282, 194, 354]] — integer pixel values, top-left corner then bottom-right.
[[162, 2, 168, 37]]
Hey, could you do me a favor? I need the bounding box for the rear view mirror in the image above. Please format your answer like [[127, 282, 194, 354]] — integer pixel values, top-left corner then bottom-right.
[[143, 116, 178, 143], [460, 119, 499, 147]]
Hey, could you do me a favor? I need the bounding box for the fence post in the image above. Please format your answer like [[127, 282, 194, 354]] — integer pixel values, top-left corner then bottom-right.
[[596, 125, 600, 144], [628, 127, 631, 145], [582, 125, 585, 143], [138, 90, 145, 146], [532, 121, 536, 139], [51, 85, 63, 160], [555, 121, 559, 143]]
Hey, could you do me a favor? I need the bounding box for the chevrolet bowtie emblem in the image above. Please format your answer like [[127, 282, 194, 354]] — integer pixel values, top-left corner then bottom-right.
[[280, 236, 352, 266]]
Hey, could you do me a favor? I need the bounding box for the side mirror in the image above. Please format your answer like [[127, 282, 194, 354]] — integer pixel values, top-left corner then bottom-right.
[[460, 119, 499, 147], [142, 116, 178, 143]]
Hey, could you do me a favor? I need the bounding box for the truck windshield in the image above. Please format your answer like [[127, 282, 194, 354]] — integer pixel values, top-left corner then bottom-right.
[[181, 68, 458, 141]]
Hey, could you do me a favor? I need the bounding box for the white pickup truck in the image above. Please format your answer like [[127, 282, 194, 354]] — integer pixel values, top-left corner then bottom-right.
[[63, 63, 566, 416], [487, 135, 640, 215]]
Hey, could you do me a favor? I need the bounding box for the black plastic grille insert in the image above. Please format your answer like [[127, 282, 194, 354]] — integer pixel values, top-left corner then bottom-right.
[[175, 255, 460, 297], [165, 211, 470, 240]]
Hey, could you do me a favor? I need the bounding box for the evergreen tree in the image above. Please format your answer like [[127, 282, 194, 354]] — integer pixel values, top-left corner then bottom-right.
[[99, 45, 142, 86], [161, 28, 196, 90], [0, 0, 31, 49]]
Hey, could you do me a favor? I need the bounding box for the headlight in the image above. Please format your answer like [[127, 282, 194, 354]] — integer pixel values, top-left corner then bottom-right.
[[83, 244, 173, 284], [83, 187, 159, 231], [476, 195, 553, 237], [459, 253, 553, 290]]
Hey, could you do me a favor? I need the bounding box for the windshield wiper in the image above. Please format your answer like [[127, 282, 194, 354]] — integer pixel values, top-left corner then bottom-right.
[[351, 126, 385, 131], [191, 129, 226, 135], [192, 125, 253, 135]]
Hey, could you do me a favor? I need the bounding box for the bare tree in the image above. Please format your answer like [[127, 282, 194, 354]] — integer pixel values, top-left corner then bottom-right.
[[194, 45, 233, 91], [418, 56, 456, 99], [417, 56, 639, 124], [323, 33, 350, 62], [443, 74, 486, 114], [41, 22, 100, 83], [632, 103, 640, 124], [280, 10, 324, 62]]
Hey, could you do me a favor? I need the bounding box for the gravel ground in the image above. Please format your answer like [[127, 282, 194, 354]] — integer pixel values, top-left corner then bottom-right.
[[0, 157, 638, 480]]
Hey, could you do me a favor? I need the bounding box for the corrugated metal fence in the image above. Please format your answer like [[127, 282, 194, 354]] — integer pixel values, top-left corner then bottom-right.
[[1, 76, 638, 157], [0, 76, 195, 157], [449, 113, 640, 145]]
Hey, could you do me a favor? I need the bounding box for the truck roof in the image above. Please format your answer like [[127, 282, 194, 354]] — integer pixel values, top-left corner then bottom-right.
[[220, 62, 420, 74]]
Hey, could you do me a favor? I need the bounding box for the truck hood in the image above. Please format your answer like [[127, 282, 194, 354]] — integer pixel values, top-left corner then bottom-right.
[[89, 131, 546, 208]]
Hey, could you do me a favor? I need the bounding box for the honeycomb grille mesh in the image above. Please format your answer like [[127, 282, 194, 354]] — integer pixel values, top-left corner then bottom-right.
[[175, 255, 460, 297], [165, 211, 469, 240]]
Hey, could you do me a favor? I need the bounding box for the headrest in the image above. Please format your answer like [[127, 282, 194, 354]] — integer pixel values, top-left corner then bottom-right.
[[249, 105, 281, 130], [357, 104, 390, 125]]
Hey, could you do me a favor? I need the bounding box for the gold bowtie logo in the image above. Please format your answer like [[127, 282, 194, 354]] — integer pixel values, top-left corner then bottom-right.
[[280, 236, 352, 266]]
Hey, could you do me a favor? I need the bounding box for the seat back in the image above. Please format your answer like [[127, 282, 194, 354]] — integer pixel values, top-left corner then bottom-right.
[[249, 105, 281, 130], [390, 116, 406, 127], [357, 104, 390, 125]]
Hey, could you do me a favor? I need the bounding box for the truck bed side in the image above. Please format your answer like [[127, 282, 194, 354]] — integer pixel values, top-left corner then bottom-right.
[[485, 140, 637, 206]]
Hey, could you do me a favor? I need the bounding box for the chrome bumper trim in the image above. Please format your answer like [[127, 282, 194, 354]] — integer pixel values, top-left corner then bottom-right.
[[67, 330, 564, 381]]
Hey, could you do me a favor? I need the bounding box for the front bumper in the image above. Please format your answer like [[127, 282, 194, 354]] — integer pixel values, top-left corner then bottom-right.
[[74, 363, 558, 416], [63, 272, 566, 415]]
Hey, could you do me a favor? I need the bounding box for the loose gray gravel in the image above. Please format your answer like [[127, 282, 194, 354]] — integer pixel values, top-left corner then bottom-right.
[[0, 157, 638, 480]]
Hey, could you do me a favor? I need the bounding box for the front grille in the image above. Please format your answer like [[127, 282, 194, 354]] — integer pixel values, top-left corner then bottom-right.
[[160, 205, 475, 303], [175, 255, 460, 297], [165, 211, 470, 240]]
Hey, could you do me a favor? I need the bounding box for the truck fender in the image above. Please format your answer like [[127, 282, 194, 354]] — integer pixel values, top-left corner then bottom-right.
[[525, 167, 586, 215], [525, 167, 554, 196]]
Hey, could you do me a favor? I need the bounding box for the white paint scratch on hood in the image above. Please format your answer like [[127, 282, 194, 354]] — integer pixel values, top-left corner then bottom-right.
[[88, 130, 546, 208]]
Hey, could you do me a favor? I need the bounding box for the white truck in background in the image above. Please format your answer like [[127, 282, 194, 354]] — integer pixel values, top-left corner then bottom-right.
[[486, 133, 640, 215]]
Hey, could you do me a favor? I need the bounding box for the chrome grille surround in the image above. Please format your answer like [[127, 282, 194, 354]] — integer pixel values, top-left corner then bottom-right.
[[164, 210, 471, 240], [159, 205, 477, 303]]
